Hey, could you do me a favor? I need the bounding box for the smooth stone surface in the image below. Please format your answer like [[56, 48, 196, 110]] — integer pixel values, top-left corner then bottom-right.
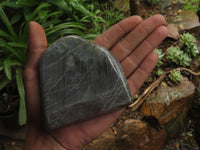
[[39, 36, 133, 130]]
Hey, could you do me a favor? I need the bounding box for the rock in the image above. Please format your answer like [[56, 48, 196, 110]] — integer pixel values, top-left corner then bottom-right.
[[158, 0, 184, 8], [172, 10, 200, 30], [140, 77, 195, 137], [167, 23, 180, 40], [83, 128, 115, 150], [139, 128, 167, 150], [113, 119, 167, 150], [113, 119, 149, 150], [39, 36, 133, 130]]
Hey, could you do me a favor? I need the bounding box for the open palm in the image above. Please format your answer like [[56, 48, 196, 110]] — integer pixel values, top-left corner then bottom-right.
[[23, 14, 167, 150]]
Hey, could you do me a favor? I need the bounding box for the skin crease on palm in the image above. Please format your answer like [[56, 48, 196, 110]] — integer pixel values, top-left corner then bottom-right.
[[23, 14, 168, 150]]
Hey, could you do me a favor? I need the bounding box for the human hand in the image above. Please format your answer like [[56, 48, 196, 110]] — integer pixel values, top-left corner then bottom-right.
[[23, 14, 167, 150]]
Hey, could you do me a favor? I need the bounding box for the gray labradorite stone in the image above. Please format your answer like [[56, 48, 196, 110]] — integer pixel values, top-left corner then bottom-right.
[[39, 36, 133, 130]]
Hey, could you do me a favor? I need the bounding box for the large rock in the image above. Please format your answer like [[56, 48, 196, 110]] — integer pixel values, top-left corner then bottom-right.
[[173, 10, 200, 30], [113, 119, 167, 150], [140, 77, 195, 137], [39, 36, 133, 130]]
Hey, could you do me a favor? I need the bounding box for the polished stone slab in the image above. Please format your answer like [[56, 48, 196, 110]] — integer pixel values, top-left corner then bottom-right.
[[39, 36, 133, 130]]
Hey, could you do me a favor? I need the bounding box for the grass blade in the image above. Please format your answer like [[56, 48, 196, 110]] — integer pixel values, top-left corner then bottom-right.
[[0, 6, 18, 40], [48, 29, 84, 37], [45, 0, 69, 13], [3, 57, 12, 80], [31, 2, 51, 21], [0, 78, 11, 91], [3, 0, 22, 8], [16, 68, 26, 125], [8, 42, 27, 48], [35, 11, 63, 23], [0, 40, 24, 62], [0, 29, 13, 41], [11, 13, 22, 24], [16, 0, 37, 7], [46, 22, 86, 36]]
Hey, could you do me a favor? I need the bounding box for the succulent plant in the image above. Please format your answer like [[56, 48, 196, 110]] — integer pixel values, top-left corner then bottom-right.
[[180, 33, 199, 57], [154, 48, 165, 67], [169, 70, 183, 83], [166, 46, 191, 67], [156, 68, 164, 76]]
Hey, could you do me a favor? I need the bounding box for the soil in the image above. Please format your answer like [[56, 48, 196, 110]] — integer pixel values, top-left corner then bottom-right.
[[0, 82, 19, 114]]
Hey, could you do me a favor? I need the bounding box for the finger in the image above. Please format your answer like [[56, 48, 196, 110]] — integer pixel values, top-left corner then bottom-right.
[[122, 26, 168, 77], [23, 21, 47, 125], [26, 21, 47, 69], [93, 15, 142, 50], [127, 52, 158, 96], [110, 14, 165, 62]]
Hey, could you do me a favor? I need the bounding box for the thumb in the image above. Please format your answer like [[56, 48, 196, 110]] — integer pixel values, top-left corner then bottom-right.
[[26, 21, 47, 69], [23, 21, 47, 125]]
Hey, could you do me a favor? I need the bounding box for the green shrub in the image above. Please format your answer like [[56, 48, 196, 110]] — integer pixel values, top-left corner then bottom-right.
[[180, 33, 199, 57], [169, 70, 183, 83], [166, 46, 191, 67]]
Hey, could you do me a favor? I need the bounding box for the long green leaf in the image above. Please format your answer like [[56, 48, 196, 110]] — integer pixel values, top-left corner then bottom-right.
[[16, 68, 26, 125], [35, 11, 64, 23], [8, 42, 27, 48], [31, 2, 51, 21], [11, 13, 22, 24], [3, 0, 22, 8], [11, 59, 23, 66], [0, 78, 11, 91], [3, 57, 12, 80], [45, 0, 69, 13], [42, 19, 62, 29], [48, 29, 84, 37], [16, 0, 38, 7], [0, 40, 23, 62], [46, 22, 86, 36], [0, 30, 13, 41], [0, 6, 18, 40], [19, 22, 26, 40]]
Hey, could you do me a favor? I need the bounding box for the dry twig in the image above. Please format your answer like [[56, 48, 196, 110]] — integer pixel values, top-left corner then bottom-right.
[[128, 67, 200, 111]]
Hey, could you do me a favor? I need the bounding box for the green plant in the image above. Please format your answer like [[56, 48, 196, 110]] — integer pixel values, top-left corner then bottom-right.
[[166, 46, 191, 67], [100, 1, 126, 31], [183, 0, 200, 12], [169, 70, 183, 83], [0, 1, 87, 125], [156, 68, 164, 76], [154, 48, 165, 67], [180, 33, 199, 57], [146, 0, 160, 5], [0, 0, 127, 125]]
